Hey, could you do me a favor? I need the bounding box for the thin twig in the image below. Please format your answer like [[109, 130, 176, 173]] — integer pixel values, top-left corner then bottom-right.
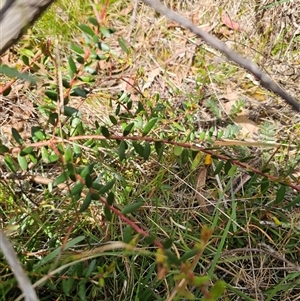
[[0, 230, 38, 301]]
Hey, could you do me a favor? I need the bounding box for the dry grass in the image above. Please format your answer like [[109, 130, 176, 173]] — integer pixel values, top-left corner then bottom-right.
[[1, 0, 300, 300]]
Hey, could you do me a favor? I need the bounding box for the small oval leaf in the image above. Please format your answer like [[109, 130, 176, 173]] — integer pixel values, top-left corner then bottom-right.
[[143, 142, 151, 160], [123, 123, 134, 136], [80, 193, 92, 212], [142, 118, 158, 136], [18, 154, 28, 170], [122, 201, 144, 215]]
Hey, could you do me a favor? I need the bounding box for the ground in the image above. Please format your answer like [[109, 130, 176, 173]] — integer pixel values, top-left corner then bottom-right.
[[1, 0, 300, 300]]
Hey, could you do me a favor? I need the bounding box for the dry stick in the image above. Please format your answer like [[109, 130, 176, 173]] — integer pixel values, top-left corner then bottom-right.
[[0, 230, 39, 301], [141, 0, 300, 112], [0, 0, 55, 55]]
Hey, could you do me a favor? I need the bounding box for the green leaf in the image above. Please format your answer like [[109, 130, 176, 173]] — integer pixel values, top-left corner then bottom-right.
[[162, 238, 173, 249], [21, 55, 30, 66], [98, 42, 110, 51], [224, 161, 232, 174], [78, 282, 86, 301], [85, 174, 93, 188], [64, 146, 73, 163], [228, 165, 237, 176], [80, 163, 95, 179], [260, 180, 269, 194], [21, 146, 34, 155], [133, 142, 144, 156], [53, 172, 69, 186], [17, 154, 28, 170], [100, 26, 112, 38], [84, 260, 97, 277], [210, 280, 225, 298], [0, 65, 36, 83], [64, 106, 79, 117], [98, 180, 115, 194], [68, 56, 77, 79], [100, 126, 110, 137], [143, 142, 151, 160], [11, 128, 23, 145], [88, 17, 99, 26], [45, 90, 58, 101], [41, 146, 50, 163], [73, 144, 82, 156], [142, 118, 158, 136], [67, 163, 76, 181], [80, 193, 92, 212], [71, 87, 88, 98], [173, 146, 182, 156], [165, 249, 180, 265], [34, 236, 85, 269], [62, 277, 74, 296], [118, 140, 126, 161], [109, 115, 118, 125], [4, 155, 16, 172], [78, 23, 95, 36], [107, 192, 114, 205], [191, 152, 201, 171], [49, 113, 58, 125], [144, 236, 155, 245], [123, 123, 134, 136], [104, 205, 112, 221], [155, 141, 164, 161], [31, 127, 46, 141], [123, 225, 133, 243], [118, 37, 130, 55], [122, 201, 144, 214], [49, 154, 59, 163], [180, 249, 199, 262], [181, 148, 189, 164], [28, 153, 37, 165], [115, 104, 120, 115], [3, 86, 11, 96], [193, 276, 210, 287], [70, 182, 84, 196], [70, 43, 85, 54], [213, 161, 224, 175], [275, 185, 287, 204], [91, 193, 100, 200]]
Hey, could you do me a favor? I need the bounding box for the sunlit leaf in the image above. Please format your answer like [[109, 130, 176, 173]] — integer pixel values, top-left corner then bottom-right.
[[173, 145, 183, 157], [142, 118, 158, 136], [18, 154, 28, 171], [78, 23, 95, 36], [191, 152, 202, 171]]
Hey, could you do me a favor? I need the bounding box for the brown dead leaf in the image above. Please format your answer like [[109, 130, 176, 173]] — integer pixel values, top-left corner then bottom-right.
[[221, 12, 241, 31], [142, 68, 162, 91], [223, 85, 259, 136], [234, 114, 259, 136]]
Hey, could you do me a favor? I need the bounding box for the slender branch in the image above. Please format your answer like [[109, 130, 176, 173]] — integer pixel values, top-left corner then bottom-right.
[[0, 230, 38, 301], [0, 0, 56, 54]]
